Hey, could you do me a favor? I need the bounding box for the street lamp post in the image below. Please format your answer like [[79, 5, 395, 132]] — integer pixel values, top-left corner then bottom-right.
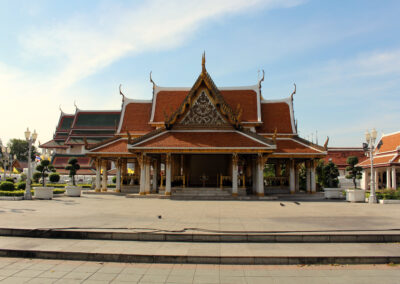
[[365, 128, 377, 204], [24, 128, 38, 200]]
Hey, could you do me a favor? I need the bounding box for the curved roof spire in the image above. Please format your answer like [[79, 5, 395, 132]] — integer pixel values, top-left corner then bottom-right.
[[258, 69, 265, 88], [290, 83, 296, 101], [59, 105, 64, 115], [149, 71, 156, 90], [74, 100, 79, 111], [119, 84, 126, 103], [202, 51, 206, 74]]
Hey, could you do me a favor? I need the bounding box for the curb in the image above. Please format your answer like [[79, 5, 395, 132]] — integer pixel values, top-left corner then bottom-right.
[[0, 249, 398, 265], [1, 228, 399, 243]]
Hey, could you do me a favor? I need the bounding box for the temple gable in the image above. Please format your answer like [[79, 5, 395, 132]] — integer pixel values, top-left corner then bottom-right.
[[179, 90, 227, 126]]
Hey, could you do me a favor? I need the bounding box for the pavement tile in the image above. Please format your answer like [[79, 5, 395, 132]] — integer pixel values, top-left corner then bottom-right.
[[27, 278, 57, 284], [166, 274, 194, 283], [62, 271, 93, 280], [245, 276, 275, 284], [140, 274, 168, 283], [12, 269, 43, 278], [27, 263, 56, 271], [113, 273, 142, 282], [0, 276, 32, 283], [193, 275, 220, 284], [96, 267, 124, 274], [38, 270, 69, 279], [88, 272, 118, 281], [220, 276, 247, 284], [0, 269, 21, 277]]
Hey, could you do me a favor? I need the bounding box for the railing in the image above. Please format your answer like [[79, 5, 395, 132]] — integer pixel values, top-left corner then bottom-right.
[[265, 176, 289, 187]]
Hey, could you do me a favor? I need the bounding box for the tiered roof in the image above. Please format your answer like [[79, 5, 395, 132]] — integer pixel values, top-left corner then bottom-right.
[[89, 55, 325, 158], [358, 131, 400, 168]]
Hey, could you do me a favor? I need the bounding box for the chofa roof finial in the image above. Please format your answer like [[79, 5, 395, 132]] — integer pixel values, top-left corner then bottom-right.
[[202, 51, 206, 73], [149, 71, 155, 90], [59, 105, 64, 114], [324, 136, 329, 150], [258, 69, 265, 88], [74, 100, 79, 111], [119, 84, 125, 103], [290, 83, 296, 101]]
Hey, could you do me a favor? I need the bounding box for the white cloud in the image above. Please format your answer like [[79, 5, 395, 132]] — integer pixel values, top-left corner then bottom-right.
[[1, 0, 302, 145]]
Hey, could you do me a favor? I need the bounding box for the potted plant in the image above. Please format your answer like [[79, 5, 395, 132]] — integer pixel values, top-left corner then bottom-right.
[[65, 158, 81, 197], [34, 159, 55, 199], [322, 160, 342, 199], [345, 156, 365, 202]]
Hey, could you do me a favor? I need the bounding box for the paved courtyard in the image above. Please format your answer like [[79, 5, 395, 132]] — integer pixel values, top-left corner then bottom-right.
[[0, 195, 399, 233], [0, 257, 398, 284]]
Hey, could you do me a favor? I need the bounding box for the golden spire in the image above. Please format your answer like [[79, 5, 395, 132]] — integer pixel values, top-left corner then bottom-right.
[[202, 51, 206, 74]]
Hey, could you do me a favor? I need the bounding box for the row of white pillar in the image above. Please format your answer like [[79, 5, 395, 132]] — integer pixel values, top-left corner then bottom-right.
[[94, 155, 317, 195], [363, 167, 397, 190]]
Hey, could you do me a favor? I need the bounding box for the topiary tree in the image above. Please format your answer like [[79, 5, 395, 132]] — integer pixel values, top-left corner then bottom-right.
[[32, 172, 41, 183], [17, 182, 26, 190], [112, 176, 117, 184], [6, 177, 14, 183], [65, 158, 80, 186], [345, 156, 363, 189], [36, 159, 55, 187], [322, 161, 339, 188], [20, 173, 27, 182], [49, 172, 60, 183]]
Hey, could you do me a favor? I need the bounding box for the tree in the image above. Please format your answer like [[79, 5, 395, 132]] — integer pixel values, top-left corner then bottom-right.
[[36, 159, 55, 187], [65, 158, 80, 186], [322, 161, 339, 188], [49, 173, 60, 183], [7, 139, 38, 162], [345, 156, 363, 189]]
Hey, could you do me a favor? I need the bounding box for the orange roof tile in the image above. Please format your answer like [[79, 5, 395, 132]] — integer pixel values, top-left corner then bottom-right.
[[133, 131, 270, 148], [376, 132, 400, 153], [358, 154, 398, 167], [258, 102, 293, 134], [274, 139, 323, 154], [120, 102, 153, 133], [152, 91, 188, 122], [52, 156, 91, 167], [324, 148, 366, 169], [91, 139, 129, 153]]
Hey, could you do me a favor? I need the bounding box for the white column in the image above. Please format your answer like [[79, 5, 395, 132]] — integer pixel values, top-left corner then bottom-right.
[[232, 154, 238, 196], [152, 160, 158, 192], [361, 169, 368, 190], [116, 159, 121, 193], [252, 158, 257, 193], [145, 157, 151, 194], [311, 160, 316, 193], [306, 161, 311, 193], [392, 167, 397, 189], [139, 155, 146, 195], [95, 159, 101, 192], [289, 160, 295, 194], [256, 155, 264, 197], [101, 160, 107, 191], [165, 154, 172, 195], [386, 167, 391, 189], [374, 170, 379, 191]]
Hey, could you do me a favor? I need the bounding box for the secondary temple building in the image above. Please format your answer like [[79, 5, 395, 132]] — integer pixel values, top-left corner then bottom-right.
[[83, 56, 327, 196]]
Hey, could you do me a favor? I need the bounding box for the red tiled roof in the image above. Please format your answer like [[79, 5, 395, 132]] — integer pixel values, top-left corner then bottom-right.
[[258, 102, 293, 134], [358, 154, 398, 167], [274, 139, 323, 154], [324, 148, 366, 169], [120, 102, 153, 133], [133, 131, 270, 148], [91, 139, 129, 153], [376, 132, 400, 153], [56, 169, 95, 175], [52, 156, 91, 168], [151, 89, 258, 123], [152, 91, 188, 122]]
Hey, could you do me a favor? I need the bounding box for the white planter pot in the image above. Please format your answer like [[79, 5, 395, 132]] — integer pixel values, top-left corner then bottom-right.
[[66, 186, 81, 197], [34, 187, 53, 200], [324, 188, 343, 199], [379, 199, 400, 204], [346, 189, 365, 202]]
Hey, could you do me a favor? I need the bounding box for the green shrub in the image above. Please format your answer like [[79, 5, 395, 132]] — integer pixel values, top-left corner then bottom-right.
[[6, 178, 14, 183], [32, 172, 41, 183], [31, 183, 41, 187], [53, 189, 65, 194], [49, 173, 60, 183], [0, 181, 16, 191], [0, 190, 24, 196], [20, 173, 27, 181], [112, 176, 117, 184], [78, 184, 92, 188], [107, 184, 116, 188], [17, 182, 26, 190]]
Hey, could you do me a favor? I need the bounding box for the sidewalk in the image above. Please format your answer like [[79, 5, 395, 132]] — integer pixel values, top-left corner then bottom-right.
[[0, 257, 399, 283]]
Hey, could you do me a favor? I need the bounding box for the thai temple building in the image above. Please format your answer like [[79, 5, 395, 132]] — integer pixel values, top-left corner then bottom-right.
[[81, 55, 328, 196], [40, 108, 120, 176], [359, 131, 400, 190]]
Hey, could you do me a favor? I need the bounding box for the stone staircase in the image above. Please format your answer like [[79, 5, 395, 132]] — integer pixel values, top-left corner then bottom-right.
[[171, 187, 233, 200]]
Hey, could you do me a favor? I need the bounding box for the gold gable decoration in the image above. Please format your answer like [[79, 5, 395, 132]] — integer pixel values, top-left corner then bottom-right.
[[164, 53, 243, 130]]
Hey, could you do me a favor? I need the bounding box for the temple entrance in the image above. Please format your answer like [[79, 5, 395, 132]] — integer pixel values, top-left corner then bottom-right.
[[179, 154, 231, 187]]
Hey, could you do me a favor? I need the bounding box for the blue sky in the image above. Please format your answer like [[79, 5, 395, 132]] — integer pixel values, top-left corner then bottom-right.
[[1, 0, 399, 147]]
